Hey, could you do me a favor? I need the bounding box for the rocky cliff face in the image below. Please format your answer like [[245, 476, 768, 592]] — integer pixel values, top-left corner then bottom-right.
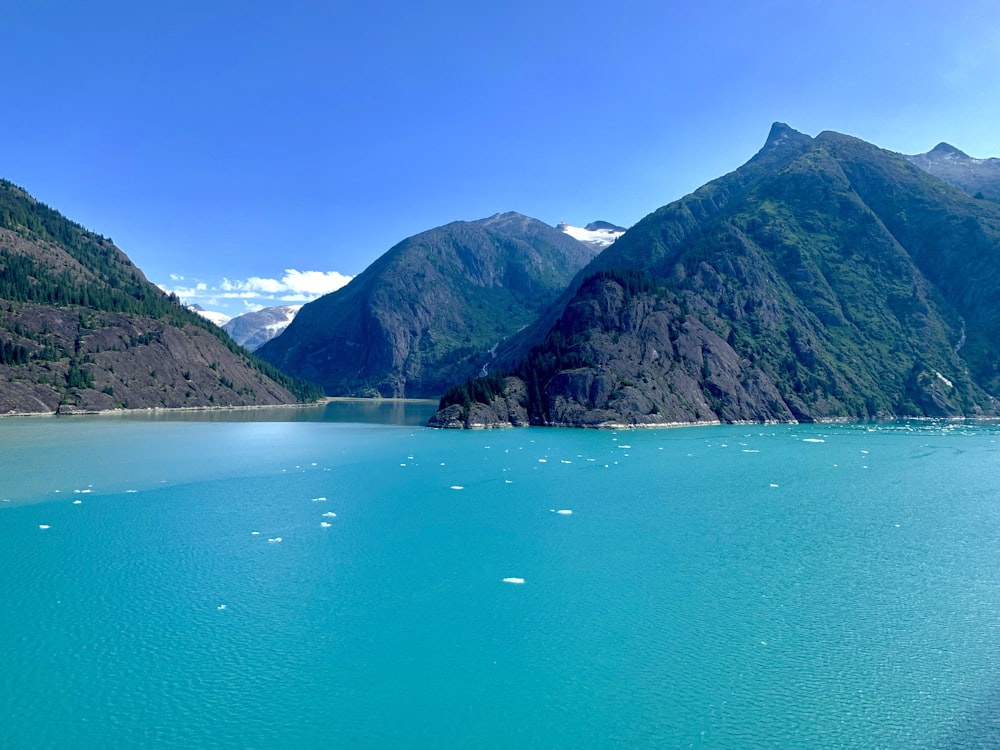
[[0, 181, 317, 414], [257, 212, 600, 398], [433, 125, 1000, 427]]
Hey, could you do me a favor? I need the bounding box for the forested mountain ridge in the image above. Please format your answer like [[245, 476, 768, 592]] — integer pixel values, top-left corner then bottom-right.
[[256, 212, 600, 398], [0, 179, 320, 414], [431, 124, 1000, 428]]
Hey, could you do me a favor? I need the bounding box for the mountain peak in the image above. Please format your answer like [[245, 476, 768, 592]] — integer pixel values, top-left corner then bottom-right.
[[929, 142, 968, 158], [765, 122, 810, 148]]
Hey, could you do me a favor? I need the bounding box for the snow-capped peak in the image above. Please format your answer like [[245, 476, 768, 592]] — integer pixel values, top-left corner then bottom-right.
[[557, 221, 626, 250], [188, 305, 231, 327]]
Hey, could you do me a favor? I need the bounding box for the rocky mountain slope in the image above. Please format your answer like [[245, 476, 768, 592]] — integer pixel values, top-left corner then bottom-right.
[[256, 212, 600, 398], [906, 143, 1000, 201], [223, 305, 302, 350], [0, 180, 320, 414], [432, 124, 1000, 428]]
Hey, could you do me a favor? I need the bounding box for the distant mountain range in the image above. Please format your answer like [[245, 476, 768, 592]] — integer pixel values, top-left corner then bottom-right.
[[223, 305, 302, 350], [905, 143, 1000, 201], [256, 212, 602, 397], [7, 123, 1000, 425], [431, 124, 1000, 427], [0, 180, 320, 414]]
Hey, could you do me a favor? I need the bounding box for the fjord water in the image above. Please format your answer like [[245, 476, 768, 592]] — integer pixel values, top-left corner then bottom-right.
[[3, 412, 1000, 749]]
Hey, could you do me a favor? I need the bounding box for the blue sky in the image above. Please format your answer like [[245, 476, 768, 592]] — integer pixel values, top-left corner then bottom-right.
[[4, 0, 999, 316]]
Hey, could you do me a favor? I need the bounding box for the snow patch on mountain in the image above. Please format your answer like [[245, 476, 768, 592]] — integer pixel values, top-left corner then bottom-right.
[[558, 221, 626, 250], [223, 305, 303, 350], [188, 305, 231, 327]]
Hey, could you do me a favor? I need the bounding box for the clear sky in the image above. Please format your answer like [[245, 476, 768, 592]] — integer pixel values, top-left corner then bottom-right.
[[4, 0, 999, 317]]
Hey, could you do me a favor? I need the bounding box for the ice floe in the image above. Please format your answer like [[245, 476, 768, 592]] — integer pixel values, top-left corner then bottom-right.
[[320, 522, 332, 528], [549, 509, 573, 515], [502, 577, 525, 584], [38, 524, 50, 530], [450, 485, 464, 490], [311, 497, 327, 502], [322, 512, 336, 518], [802, 438, 825, 443], [267, 537, 283, 543], [217, 604, 227, 610]]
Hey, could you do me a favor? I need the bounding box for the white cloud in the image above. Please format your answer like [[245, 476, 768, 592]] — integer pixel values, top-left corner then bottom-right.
[[160, 268, 354, 316]]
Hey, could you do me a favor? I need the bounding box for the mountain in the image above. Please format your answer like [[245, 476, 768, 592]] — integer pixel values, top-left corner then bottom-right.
[[906, 143, 1000, 201], [557, 221, 626, 249], [256, 212, 601, 398], [0, 179, 321, 414], [189, 304, 232, 327], [223, 305, 302, 350], [431, 124, 1000, 428]]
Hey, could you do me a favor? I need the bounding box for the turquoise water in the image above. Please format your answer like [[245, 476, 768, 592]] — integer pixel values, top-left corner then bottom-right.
[[3, 416, 1000, 748]]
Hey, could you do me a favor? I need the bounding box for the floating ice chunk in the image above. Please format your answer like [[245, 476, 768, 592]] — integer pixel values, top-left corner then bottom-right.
[[538, 459, 547, 463], [251, 531, 260, 535], [311, 497, 327, 502], [504, 480, 512, 484], [742, 449, 760, 453], [555, 509, 573, 515], [502, 577, 525, 584], [73, 499, 82, 505], [267, 537, 283, 543], [38, 524, 50, 530], [450, 485, 464, 490], [618, 445, 631, 449], [802, 438, 825, 443], [560, 460, 572, 464], [769, 483, 779, 488], [126, 489, 138, 493], [322, 512, 336, 518], [217, 604, 227, 610], [320, 522, 332, 528]]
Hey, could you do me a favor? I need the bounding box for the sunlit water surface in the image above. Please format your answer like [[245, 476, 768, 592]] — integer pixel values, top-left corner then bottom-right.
[[3, 410, 1000, 748]]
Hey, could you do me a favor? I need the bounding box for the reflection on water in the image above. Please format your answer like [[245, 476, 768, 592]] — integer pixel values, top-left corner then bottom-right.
[[88, 399, 441, 425]]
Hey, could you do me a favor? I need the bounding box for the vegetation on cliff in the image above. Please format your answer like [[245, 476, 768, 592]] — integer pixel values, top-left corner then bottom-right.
[[258, 212, 600, 398], [432, 125, 1000, 427], [0, 180, 321, 413]]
